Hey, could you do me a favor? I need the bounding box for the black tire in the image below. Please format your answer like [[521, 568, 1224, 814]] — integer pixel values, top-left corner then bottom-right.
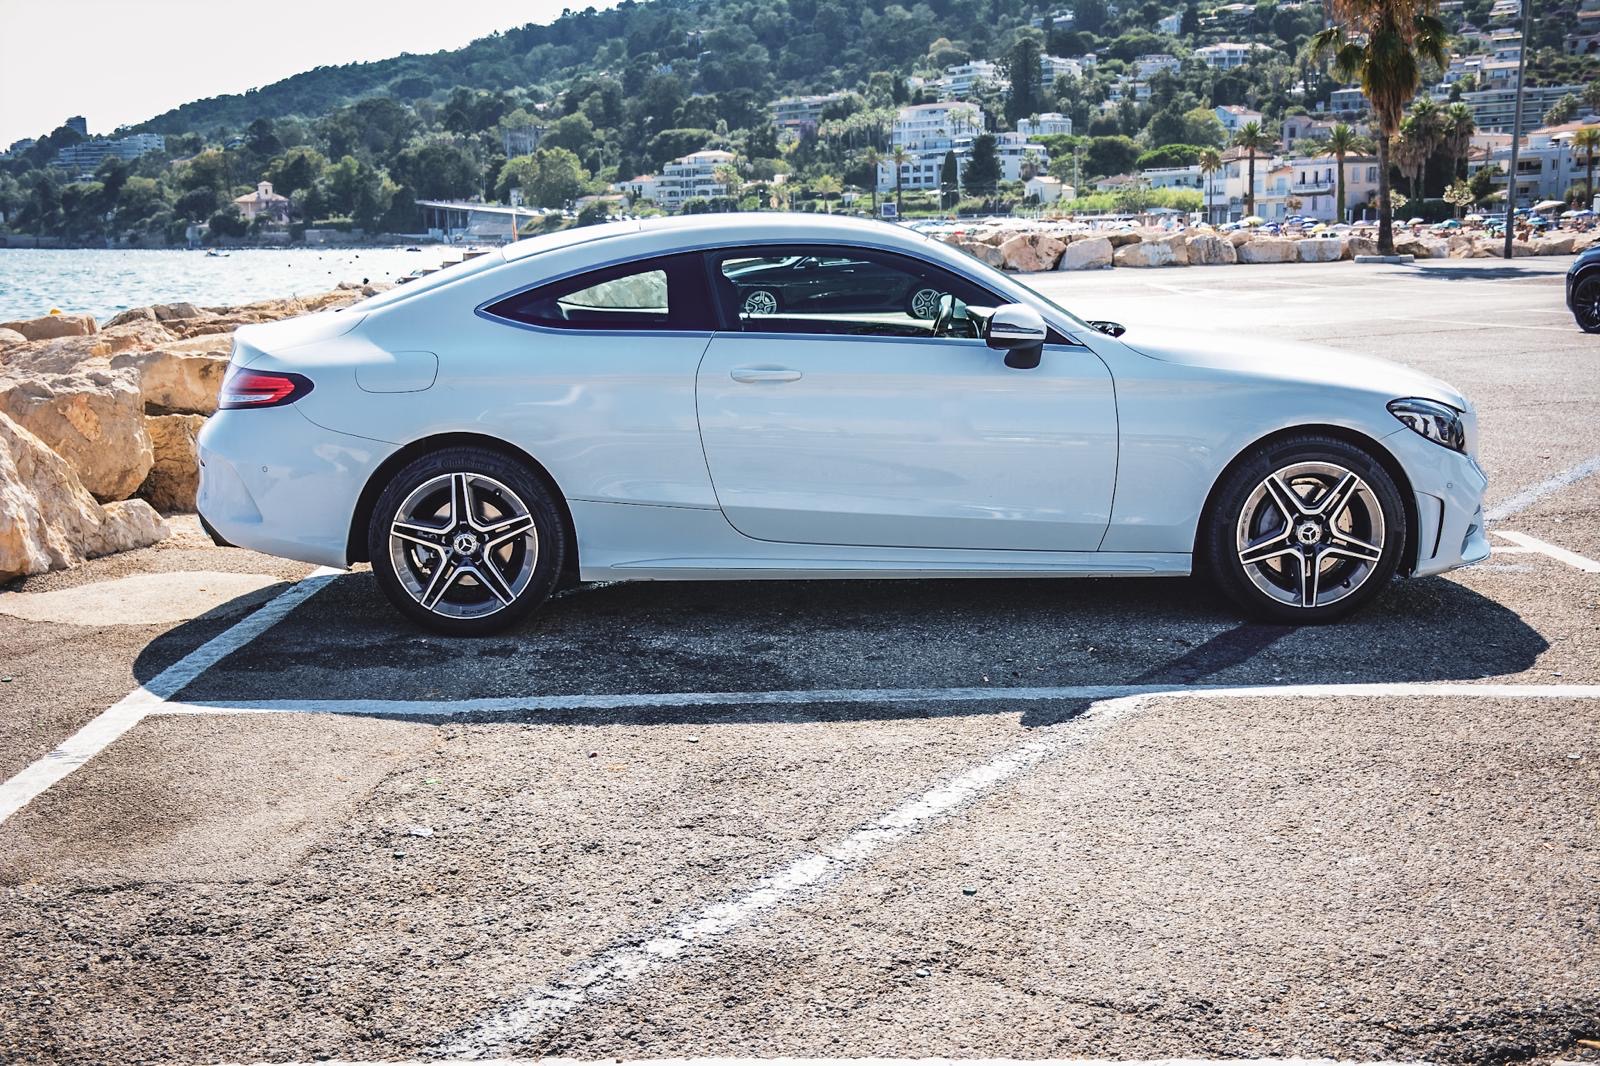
[[1572, 273, 1600, 334], [367, 446, 567, 636], [740, 288, 781, 316], [1200, 434, 1407, 624]]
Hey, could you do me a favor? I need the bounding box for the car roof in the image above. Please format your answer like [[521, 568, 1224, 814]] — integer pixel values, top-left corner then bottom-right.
[[502, 212, 932, 264]]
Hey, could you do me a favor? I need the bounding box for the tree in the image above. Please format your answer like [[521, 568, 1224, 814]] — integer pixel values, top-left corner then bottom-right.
[[1543, 93, 1581, 128], [861, 148, 881, 213], [1003, 33, 1045, 126], [940, 150, 959, 210], [1573, 127, 1600, 207], [1326, 123, 1371, 222], [1308, 0, 1450, 253], [1198, 146, 1224, 223], [963, 134, 1002, 197], [1443, 177, 1476, 216], [1233, 120, 1270, 215], [890, 146, 911, 213], [812, 174, 842, 213], [1441, 102, 1476, 181]]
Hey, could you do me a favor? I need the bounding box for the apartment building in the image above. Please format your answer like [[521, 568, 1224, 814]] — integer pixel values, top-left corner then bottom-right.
[[769, 92, 852, 137], [1468, 119, 1600, 206], [876, 103, 1047, 191], [1215, 104, 1265, 133], [1287, 153, 1381, 220], [943, 61, 1006, 99], [1192, 41, 1275, 68], [50, 132, 167, 178], [1040, 55, 1083, 85], [1135, 53, 1180, 78], [1455, 83, 1591, 131], [1018, 112, 1075, 137], [623, 149, 735, 208]]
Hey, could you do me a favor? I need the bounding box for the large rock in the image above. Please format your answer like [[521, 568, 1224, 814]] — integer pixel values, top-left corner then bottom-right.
[[139, 413, 206, 512], [0, 328, 26, 351], [953, 238, 1006, 268], [1183, 233, 1236, 265], [1113, 240, 1181, 267], [103, 306, 158, 328], [0, 411, 167, 582], [1056, 236, 1113, 270], [0, 313, 98, 342], [1227, 229, 1255, 246], [1347, 235, 1380, 257], [0, 364, 153, 501], [1296, 236, 1345, 262], [153, 302, 205, 322], [1532, 234, 1575, 256], [1105, 229, 1145, 248], [110, 342, 231, 414], [1237, 237, 1298, 264], [1395, 236, 1448, 259], [997, 232, 1067, 272]]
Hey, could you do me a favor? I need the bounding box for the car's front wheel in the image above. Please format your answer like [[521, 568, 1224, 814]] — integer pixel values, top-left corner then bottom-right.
[[1572, 273, 1600, 333], [368, 446, 566, 635], [740, 288, 780, 316], [1202, 435, 1407, 624]]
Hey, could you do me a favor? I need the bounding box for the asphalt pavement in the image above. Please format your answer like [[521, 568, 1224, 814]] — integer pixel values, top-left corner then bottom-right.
[[1, 257, 1596, 1066]]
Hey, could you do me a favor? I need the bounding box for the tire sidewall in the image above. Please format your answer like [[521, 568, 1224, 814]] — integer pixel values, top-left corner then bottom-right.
[[367, 446, 566, 636], [1204, 435, 1408, 624]]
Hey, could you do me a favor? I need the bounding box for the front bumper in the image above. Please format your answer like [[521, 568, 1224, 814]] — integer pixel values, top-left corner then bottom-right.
[[197, 405, 392, 569], [1383, 425, 1490, 578]]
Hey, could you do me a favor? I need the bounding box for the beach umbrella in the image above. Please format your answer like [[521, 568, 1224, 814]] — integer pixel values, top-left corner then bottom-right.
[[1242, 215, 1264, 226], [1534, 200, 1566, 212], [1406, 217, 1424, 225], [1464, 213, 1485, 221]]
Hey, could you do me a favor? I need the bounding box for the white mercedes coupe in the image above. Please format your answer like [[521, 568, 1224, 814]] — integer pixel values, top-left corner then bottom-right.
[[198, 214, 1489, 635]]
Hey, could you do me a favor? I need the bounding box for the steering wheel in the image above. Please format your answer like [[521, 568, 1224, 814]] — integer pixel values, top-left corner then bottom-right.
[[932, 293, 955, 338]]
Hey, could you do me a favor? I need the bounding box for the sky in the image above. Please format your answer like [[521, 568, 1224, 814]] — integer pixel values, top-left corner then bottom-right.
[[0, 0, 617, 146]]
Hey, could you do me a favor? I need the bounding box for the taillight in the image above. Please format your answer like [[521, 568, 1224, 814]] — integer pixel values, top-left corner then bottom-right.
[[218, 369, 314, 410]]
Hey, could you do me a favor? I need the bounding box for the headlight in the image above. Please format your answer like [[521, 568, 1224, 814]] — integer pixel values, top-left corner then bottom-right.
[[1388, 398, 1466, 453]]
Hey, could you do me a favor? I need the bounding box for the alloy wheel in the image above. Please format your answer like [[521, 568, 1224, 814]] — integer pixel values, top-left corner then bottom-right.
[[741, 289, 779, 316], [1575, 277, 1600, 333], [387, 472, 538, 620], [909, 287, 943, 319], [1234, 461, 1386, 609]]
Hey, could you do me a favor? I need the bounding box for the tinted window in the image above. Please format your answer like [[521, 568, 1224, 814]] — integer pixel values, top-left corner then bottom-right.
[[484, 253, 713, 331], [708, 246, 1001, 340]]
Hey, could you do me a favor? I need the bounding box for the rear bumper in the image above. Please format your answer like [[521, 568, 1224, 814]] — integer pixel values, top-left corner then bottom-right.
[[1383, 426, 1490, 579], [197, 405, 391, 569]]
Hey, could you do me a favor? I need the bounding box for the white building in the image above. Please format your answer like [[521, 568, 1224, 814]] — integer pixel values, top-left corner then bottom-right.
[[232, 181, 291, 223], [1456, 83, 1592, 131], [624, 149, 735, 208], [1025, 175, 1070, 203], [1328, 86, 1367, 114], [1135, 53, 1181, 78], [1215, 104, 1265, 133], [769, 92, 851, 136], [1193, 41, 1275, 68], [1287, 153, 1381, 220], [1018, 112, 1074, 137], [1142, 164, 1204, 190], [1468, 119, 1600, 206], [876, 104, 1047, 191], [50, 131, 167, 176], [944, 61, 1006, 99], [1040, 55, 1083, 85], [1157, 11, 1182, 32]]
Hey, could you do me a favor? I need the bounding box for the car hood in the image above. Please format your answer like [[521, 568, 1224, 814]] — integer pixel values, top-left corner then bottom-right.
[[1115, 326, 1469, 411]]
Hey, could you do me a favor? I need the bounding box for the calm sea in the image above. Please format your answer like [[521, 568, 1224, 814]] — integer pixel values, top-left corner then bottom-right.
[[0, 246, 465, 323]]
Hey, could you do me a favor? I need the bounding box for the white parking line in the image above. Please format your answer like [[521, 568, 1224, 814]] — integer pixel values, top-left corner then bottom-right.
[[1485, 454, 1600, 522], [440, 683, 1600, 1057], [158, 681, 1600, 720], [1494, 530, 1600, 573], [0, 567, 341, 828]]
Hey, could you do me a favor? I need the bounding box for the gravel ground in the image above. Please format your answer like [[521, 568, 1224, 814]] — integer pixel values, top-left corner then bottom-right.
[[0, 258, 1597, 1065]]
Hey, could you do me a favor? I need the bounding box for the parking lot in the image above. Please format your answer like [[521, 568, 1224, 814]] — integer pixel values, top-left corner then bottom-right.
[[2, 257, 1597, 1066]]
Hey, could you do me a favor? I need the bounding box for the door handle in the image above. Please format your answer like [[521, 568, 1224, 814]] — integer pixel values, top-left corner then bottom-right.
[[730, 367, 802, 383]]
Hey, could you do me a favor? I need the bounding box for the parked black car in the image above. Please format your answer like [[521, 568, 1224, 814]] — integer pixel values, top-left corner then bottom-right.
[[1568, 245, 1600, 333], [722, 254, 949, 319]]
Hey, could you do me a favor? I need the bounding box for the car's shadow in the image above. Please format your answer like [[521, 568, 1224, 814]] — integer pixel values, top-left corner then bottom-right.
[[133, 570, 1547, 728], [1408, 263, 1569, 281]]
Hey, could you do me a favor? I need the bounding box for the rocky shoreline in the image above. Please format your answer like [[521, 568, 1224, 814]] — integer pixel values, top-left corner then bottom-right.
[[942, 223, 1600, 272], [0, 285, 380, 582]]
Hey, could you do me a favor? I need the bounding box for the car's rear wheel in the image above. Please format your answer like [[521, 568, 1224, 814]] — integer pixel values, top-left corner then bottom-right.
[[368, 446, 566, 636], [1202, 435, 1406, 624], [1572, 274, 1600, 333], [906, 286, 943, 319], [741, 288, 780, 316]]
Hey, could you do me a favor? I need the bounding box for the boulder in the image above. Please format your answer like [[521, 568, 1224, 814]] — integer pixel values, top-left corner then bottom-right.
[[1509, 238, 1536, 257], [1237, 237, 1298, 264], [1447, 234, 1479, 258], [1227, 229, 1255, 246], [1105, 229, 1145, 248], [139, 413, 206, 512], [98, 319, 176, 354], [104, 306, 159, 328], [111, 347, 232, 416], [1532, 234, 1575, 256], [1183, 233, 1237, 265], [0, 328, 25, 351], [1347, 235, 1379, 257], [1113, 240, 1180, 267], [0, 412, 168, 582], [153, 302, 205, 321], [1055, 236, 1114, 270], [1395, 236, 1448, 259], [1146, 233, 1190, 265], [954, 238, 1007, 269], [0, 364, 153, 501], [997, 232, 1068, 272], [1296, 236, 1344, 262], [0, 313, 99, 342]]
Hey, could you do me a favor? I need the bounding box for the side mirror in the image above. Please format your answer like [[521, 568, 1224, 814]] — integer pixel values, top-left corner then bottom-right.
[[1088, 320, 1126, 337], [985, 303, 1047, 370]]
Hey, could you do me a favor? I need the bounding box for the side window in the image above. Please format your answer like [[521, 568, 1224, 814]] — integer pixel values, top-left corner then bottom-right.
[[709, 246, 1001, 340], [483, 253, 712, 331]]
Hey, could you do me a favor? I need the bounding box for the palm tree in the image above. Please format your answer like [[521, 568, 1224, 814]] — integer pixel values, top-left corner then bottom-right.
[[1233, 121, 1270, 216], [890, 146, 911, 215], [812, 174, 842, 214], [862, 147, 882, 215], [1309, 0, 1449, 253], [1198, 146, 1223, 224], [1406, 97, 1444, 196], [1391, 116, 1428, 200], [1325, 123, 1370, 222], [1441, 102, 1476, 181], [1573, 127, 1600, 208]]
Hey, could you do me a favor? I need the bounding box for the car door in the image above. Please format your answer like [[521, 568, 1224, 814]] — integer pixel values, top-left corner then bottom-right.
[[696, 244, 1118, 553]]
